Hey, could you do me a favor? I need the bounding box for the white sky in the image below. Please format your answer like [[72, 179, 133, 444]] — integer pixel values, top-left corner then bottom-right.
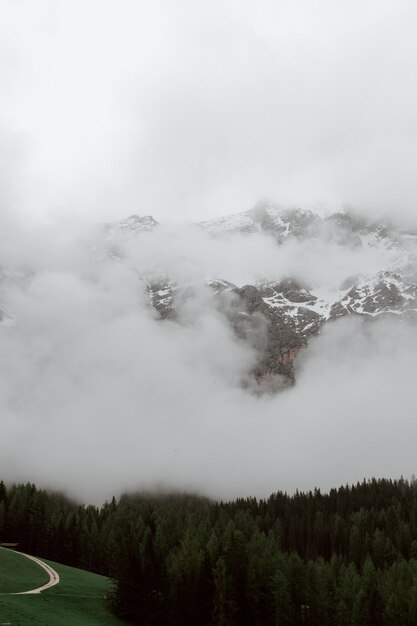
[[1, 0, 417, 223]]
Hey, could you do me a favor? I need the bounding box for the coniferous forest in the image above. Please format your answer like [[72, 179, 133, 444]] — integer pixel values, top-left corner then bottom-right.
[[2, 478, 417, 624]]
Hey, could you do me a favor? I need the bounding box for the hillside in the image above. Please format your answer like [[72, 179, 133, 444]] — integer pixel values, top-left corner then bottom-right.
[[0, 549, 128, 626], [0, 548, 49, 593], [3, 479, 417, 624]]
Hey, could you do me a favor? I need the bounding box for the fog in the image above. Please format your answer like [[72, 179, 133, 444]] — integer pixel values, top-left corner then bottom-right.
[[1, 0, 416, 502], [1, 0, 417, 224], [0, 218, 416, 503]]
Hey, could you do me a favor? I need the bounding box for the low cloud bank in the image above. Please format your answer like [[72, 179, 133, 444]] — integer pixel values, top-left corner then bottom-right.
[[0, 219, 415, 503]]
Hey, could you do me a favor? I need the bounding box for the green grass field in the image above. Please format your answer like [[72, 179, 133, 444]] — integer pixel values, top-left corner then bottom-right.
[[0, 549, 129, 625], [0, 549, 49, 594]]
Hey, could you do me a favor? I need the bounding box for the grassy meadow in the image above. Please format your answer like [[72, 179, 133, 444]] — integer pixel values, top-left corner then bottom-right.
[[0, 550, 128, 625]]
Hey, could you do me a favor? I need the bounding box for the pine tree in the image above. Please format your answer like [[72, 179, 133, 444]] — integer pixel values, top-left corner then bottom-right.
[[212, 556, 235, 626]]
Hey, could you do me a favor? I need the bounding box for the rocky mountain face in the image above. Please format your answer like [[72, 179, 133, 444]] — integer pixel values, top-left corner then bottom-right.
[[111, 214, 159, 232], [2, 205, 417, 390], [143, 204, 417, 389]]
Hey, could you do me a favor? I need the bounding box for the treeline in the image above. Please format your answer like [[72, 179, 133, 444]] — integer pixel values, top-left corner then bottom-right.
[[2, 478, 417, 624]]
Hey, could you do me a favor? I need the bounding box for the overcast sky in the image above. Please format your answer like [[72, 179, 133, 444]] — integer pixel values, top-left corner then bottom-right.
[[1, 0, 417, 224]]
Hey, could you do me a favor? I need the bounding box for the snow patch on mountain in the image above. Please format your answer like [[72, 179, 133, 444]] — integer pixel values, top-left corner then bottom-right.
[[330, 272, 417, 318], [118, 215, 159, 232], [199, 212, 260, 235]]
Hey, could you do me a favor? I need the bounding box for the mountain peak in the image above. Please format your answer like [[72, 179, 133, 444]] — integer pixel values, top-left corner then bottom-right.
[[118, 215, 159, 231]]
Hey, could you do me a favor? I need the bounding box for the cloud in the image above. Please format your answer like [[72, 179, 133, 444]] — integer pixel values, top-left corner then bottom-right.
[[0, 0, 417, 223], [0, 0, 416, 501], [122, 222, 405, 290], [0, 220, 415, 503]]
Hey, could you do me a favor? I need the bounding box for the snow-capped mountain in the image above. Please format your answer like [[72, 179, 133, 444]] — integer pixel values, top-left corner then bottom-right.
[[144, 205, 417, 388], [109, 214, 159, 233], [100, 214, 159, 260], [1, 204, 416, 391], [199, 201, 413, 264], [116, 215, 158, 232], [199, 202, 321, 241]]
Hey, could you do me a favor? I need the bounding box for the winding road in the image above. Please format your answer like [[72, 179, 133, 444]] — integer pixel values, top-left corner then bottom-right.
[[10, 550, 60, 595]]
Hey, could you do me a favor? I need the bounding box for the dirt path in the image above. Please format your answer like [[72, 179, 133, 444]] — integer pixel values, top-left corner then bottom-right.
[[11, 551, 60, 595]]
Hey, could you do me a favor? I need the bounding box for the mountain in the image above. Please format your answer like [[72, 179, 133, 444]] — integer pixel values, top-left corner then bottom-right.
[[102, 214, 159, 260], [144, 205, 417, 389], [104, 207, 417, 389], [1, 205, 416, 391], [330, 271, 417, 319], [109, 214, 159, 233], [199, 202, 321, 241]]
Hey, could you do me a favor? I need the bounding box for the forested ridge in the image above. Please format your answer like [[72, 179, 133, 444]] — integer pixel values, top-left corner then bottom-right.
[[2, 478, 417, 624]]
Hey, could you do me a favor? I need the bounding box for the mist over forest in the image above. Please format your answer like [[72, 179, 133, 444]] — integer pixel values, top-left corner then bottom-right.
[[2, 3, 417, 625]]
